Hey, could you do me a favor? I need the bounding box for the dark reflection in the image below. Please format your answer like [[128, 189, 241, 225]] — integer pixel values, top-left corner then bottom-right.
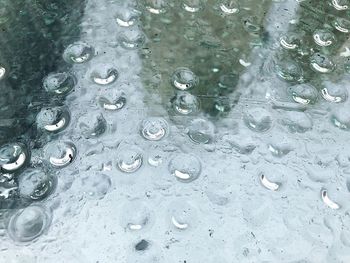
[[0, 0, 85, 144]]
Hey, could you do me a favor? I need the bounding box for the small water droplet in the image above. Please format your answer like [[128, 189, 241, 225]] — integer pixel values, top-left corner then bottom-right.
[[144, 0, 168, 14], [36, 106, 70, 133], [219, 0, 239, 14], [171, 67, 198, 90], [321, 82, 348, 103], [331, 106, 350, 130], [168, 153, 201, 183], [0, 143, 29, 173], [81, 173, 111, 199], [171, 92, 200, 115], [120, 201, 153, 231], [188, 118, 215, 144], [182, 0, 204, 12], [140, 118, 169, 141], [331, 0, 349, 10], [43, 141, 77, 168], [115, 8, 139, 27], [90, 64, 119, 85], [333, 17, 350, 33], [78, 113, 107, 139], [117, 146, 143, 173], [99, 92, 126, 111], [275, 58, 303, 82], [321, 189, 340, 209], [288, 83, 318, 105], [63, 42, 94, 64], [310, 53, 335, 73], [280, 111, 313, 133], [43, 72, 76, 95], [168, 200, 197, 230], [313, 29, 336, 47], [0, 66, 6, 80], [243, 108, 272, 133], [118, 30, 145, 50]]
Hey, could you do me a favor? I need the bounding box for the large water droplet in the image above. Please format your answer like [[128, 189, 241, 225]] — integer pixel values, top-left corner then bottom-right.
[[288, 84, 318, 105], [36, 106, 70, 133], [43, 72, 76, 95], [18, 168, 56, 201], [116, 146, 143, 173], [171, 67, 198, 90], [43, 141, 77, 168], [310, 53, 335, 73], [331, 0, 349, 10], [168, 153, 201, 183], [99, 91, 126, 111], [321, 82, 348, 103], [188, 118, 215, 144], [313, 29, 336, 47], [171, 92, 200, 115], [63, 42, 94, 64], [0, 143, 29, 173], [333, 17, 350, 33], [140, 118, 169, 141], [275, 59, 303, 82], [243, 108, 273, 133], [7, 206, 51, 242], [90, 64, 119, 85]]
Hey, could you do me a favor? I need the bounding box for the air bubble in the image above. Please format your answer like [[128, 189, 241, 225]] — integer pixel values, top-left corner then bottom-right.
[[310, 53, 335, 73], [116, 146, 143, 173], [63, 42, 94, 64], [43, 141, 77, 168], [140, 118, 169, 141], [171, 67, 198, 90], [78, 113, 107, 139], [90, 64, 119, 85], [43, 72, 76, 95], [188, 118, 215, 144], [288, 84, 318, 105], [313, 29, 336, 47], [168, 153, 201, 183], [171, 92, 200, 115], [0, 143, 29, 173], [243, 108, 272, 133], [18, 168, 55, 201], [118, 30, 145, 50], [7, 205, 51, 242], [36, 106, 70, 133]]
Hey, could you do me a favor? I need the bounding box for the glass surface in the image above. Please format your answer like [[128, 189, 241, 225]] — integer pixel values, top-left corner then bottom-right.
[[1, 0, 350, 262]]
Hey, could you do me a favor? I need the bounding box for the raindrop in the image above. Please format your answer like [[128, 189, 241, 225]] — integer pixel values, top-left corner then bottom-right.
[[219, 0, 239, 14], [43, 72, 76, 95], [99, 92, 126, 111], [188, 118, 215, 144], [218, 73, 239, 93], [81, 173, 111, 199], [260, 173, 280, 191], [90, 64, 119, 85], [0, 143, 29, 173], [115, 8, 139, 27], [280, 111, 313, 133], [310, 53, 335, 73], [36, 106, 70, 133], [279, 34, 301, 50], [118, 30, 145, 50], [182, 0, 204, 13], [243, 108, 272, 133], [168, 153, 201, 183], [144, 0, 168, 14], [7, 206, 51, 242], [331, 0, 349, 10], [242, 16, 261, 34], [18, 168, 56, 201], [333, 17, 350, 33], [313, 29, 336, 47], [331, 106, 350, 130], [43, 141, 77, 168], [78, 113, 107, 139], [275, 59, 303, 82], [168, 200, 197, 230], [0, 66, 6, 80], [171, 92, 200, 115], [288, 84, 318, 105], [116, 146, 143, 173], [171, 67, 198, 91], [148, 152, 163, 167], [321, 83, 348, 103], [321, 189, 340, 209], [63, 42, 94, 64], [140, 118, 169, 141], [120, 201, 153, 231]]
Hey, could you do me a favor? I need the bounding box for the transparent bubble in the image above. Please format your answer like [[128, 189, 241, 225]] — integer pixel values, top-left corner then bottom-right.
[[219, 0, 239, 14], [36, 106, 70, 133], [140, 117, 169, 141], [280, 111, 313, 133], [288, 84, 318, 105], [313, 29, 336, 47], [144, 0, 168, 14], [279, 34, 301, 50], [63, 42, 94, 64], [275, 59, 303, 82], [99, 91, 126, 111], [168, 153, 201, 183], [310, 53, 336, 73], [115, 8, 139, 27], [333, 17, 350, 33], [243, 108, 273, 133], [168, 200, 197, 230], [116, 146, 143, 173], [171, 92, 200, 115], [321, 83, 348, 103], [7, 206, 51, 242], [78, 113, 107, 139], [171, 67, 198, 90], [182, 0, 204, 12], [331, 106, 350, 130], [331, 0, 349, 10], [43, 141, 77, 168], [18, 168, 56, 201], [81, 173, 111, 199], [119, 201, 153, 231], [43, 72, 76, 95], [0, 143, 29, 173], [90, 64, 119, 85], [118, 30, 145, 50], [188, 118, 215, 144]]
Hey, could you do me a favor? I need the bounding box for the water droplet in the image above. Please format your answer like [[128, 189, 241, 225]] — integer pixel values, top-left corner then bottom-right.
[[321, 82, 348, 103], [331, 106, 350, 130], [63, 42, 94, 64], [321, 189, 340, 209], [280, 111, 313, 133], [331, 0, 349, 10], [144, 0, 168, 14], [333, 17, 350, 33], [7, 205, 51, 242], [118, 30, 145, 50], [81, 173, 111, 199], [99, 91, 126, 111], [171, 92, 200, 115], [78, 113, 107, 139], [43, 72, 76, 95], [43, 141, 77, 168], [188, 118, 215, 144], [288, 84, 318, 105], [171, 67, 198, 90], [243, 108, 273, 133], [116, 146, 143, 173], [18, 168, 56, 201], [140, 118, 169, 141], [182, 0, 204, 12], [279, 34, 301, 50], [168, 153, 201, 183], [218, 73, 239, 93], [168, 200, 197, 230], [90, 64, 119, 85], [115, 8, 139, 27], [0, 143, 29, 173], [36, 106, 70, 133], [120, 201, 153, 231], [148, 152, 163, 167], [242, 16, 261, 34], [0, 66, 6, 80], [260, 173, 280, 191], [219, 0, 239, 14], [313, 29, 336, 47], [275, 59, 303, 82], [310, 53, 335, 73]]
